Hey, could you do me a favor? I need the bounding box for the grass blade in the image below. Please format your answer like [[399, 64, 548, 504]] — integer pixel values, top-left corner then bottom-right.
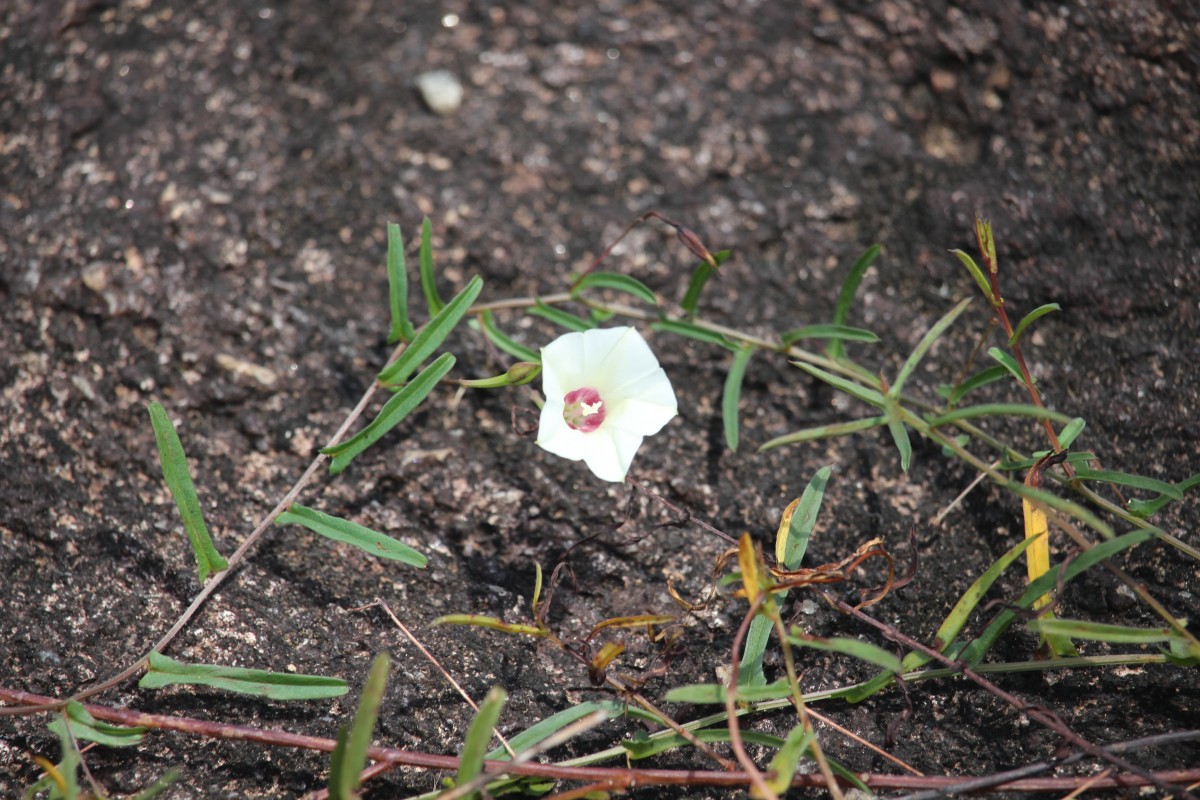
[[433, 614, 548, 638], [890, 297, 973, 398], [275, 504, 427, 568], [886, 403, 913, 472], [377, 275, 482, 386], [147, 402, 228, 583], [571, 272, 658, 306], [1127, 472, 1200, 518], [1009, 302, 1061, 346], [828, 244, 881, 361], [385, 222, 416, 343], [986, 346, 1026, 383], [681, 249, 731, 318], [329, 653, 390, 800], [456, 687, 507, 798], [938, 364, 1010, 406], [785, 631, 903, 673], [722, 344, 754, 451], [758, 415, 887, 452], [418, 217, 444, 315], [1072, 468, 1184, 500], [324, 353, 456, 475], [775, 465, 831, 567], [139, 652, 348, 700], [485, 701, 624, 760], [1026, 619, 1177, 645], [765, 723, 815, 794]]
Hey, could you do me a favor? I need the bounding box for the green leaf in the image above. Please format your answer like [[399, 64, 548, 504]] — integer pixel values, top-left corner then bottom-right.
[[1009, 303, 1061, 346], [419, 217, 445, 315], [664, 679, 793, 704], [776, 466, 831, 569], [1026, 619, 1177, 645], [276, 504, 427, 568], [781, 324, 880, 347], [765, 723, 815, 794], [528, 299, 594, 332], [986, 346, 1026, 384], [385, 222, 416, 343], [1059, 417, 1086, 448], [885, 401, 912, 472], [846, 534, 1039, 702], [938, 364, 1010, 406], [1127, 472, 1200, 518], [925, 402, 1074, 429], [828, 244, 881, 361], [623, 727, 784, 759], [890, 297, 973, 398], [324, 353, 456, 475], [758, 415, 887, 452], [1072, 468, 1183, 500], [461, 362, 542, 389], [377, 275, 482, 386], [139, 652, 348, 700], [651, 318, 734, 349], [957, 529, 1157, 667], [42, 714, 82, 800], [722, 344, 754, 451], [571, 272, 658, 306], [681, 249, 731, 318], [147, 402, 228, 583], [329, 653, 390, 800], [786, 631, 902, 673], [433, 614, 548, 638], [486, 701, 623, 760], [127, 769, 182, 800], [792, 362, 886, 407], [950, 248, 995, 304], [478, 311, 541, 362], [46, 701, 147, 748], [999, 451, 1096, 471], [741, 467, 831, 687], [456, 687, 507, 798]]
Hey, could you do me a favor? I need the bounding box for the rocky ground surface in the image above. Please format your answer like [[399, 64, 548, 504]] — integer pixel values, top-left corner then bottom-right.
[[2, 1, 1197, 797]]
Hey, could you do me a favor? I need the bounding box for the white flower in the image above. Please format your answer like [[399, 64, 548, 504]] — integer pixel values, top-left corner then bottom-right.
[[536, 327, 678, 482]]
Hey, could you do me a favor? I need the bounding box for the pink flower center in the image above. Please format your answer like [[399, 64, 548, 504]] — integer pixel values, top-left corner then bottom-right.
[[563, 387, 606, 433]]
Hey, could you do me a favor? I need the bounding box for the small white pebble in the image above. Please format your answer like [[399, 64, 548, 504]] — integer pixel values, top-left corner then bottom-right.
[[416, 70, 463, 115]]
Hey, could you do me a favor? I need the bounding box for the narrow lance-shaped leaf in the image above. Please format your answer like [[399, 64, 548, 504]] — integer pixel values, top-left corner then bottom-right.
[[456, 687, 507, 799], [433, 614, 548, 638], [722, 344, 754, 451], [827, 244, 881, 361], [46, 701, 148, 748], [528, 299, 594, 332], [147, 402, 228, 582], [950, 249, 996, 305], [1072, 468, 1183, 500], [418, 216, 445, 316], [378, 275, 482, 386], [781, 324, 880, 347], [925, 403, 1073, 429], [1009, 302, 1061, 346], [1128, 472, 1200, 519], [890, 297, 973, 398], [681, 248, 732, 319], [651, 318, 735, 349], [987, 346, 1026, 384], [792, 362, 886, 407], [276, 504, 427, 568], [571, 272, 658, 306], [328, 653, 390, 800], [139, 652, 348, 700], [385, 222, 416, 343], [1026, 619, 1178, 645], [938, 364, 1010, 407], [886, 409, 913, 473], [765, 723, 815, 795], [742, 467, 831, 687], [485, 701, 630, 760], [324, 353, 457, 475], [758, 415, 887, 452], [786, 631, 903, 673], [479, 311, 540, 362]]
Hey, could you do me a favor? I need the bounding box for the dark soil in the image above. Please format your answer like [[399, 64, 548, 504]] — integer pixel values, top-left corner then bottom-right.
[[2, 1, 1198, 798]]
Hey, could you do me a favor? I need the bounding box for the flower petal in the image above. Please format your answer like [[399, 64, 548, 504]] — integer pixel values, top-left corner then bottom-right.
[[581, 428, 645, 482]]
